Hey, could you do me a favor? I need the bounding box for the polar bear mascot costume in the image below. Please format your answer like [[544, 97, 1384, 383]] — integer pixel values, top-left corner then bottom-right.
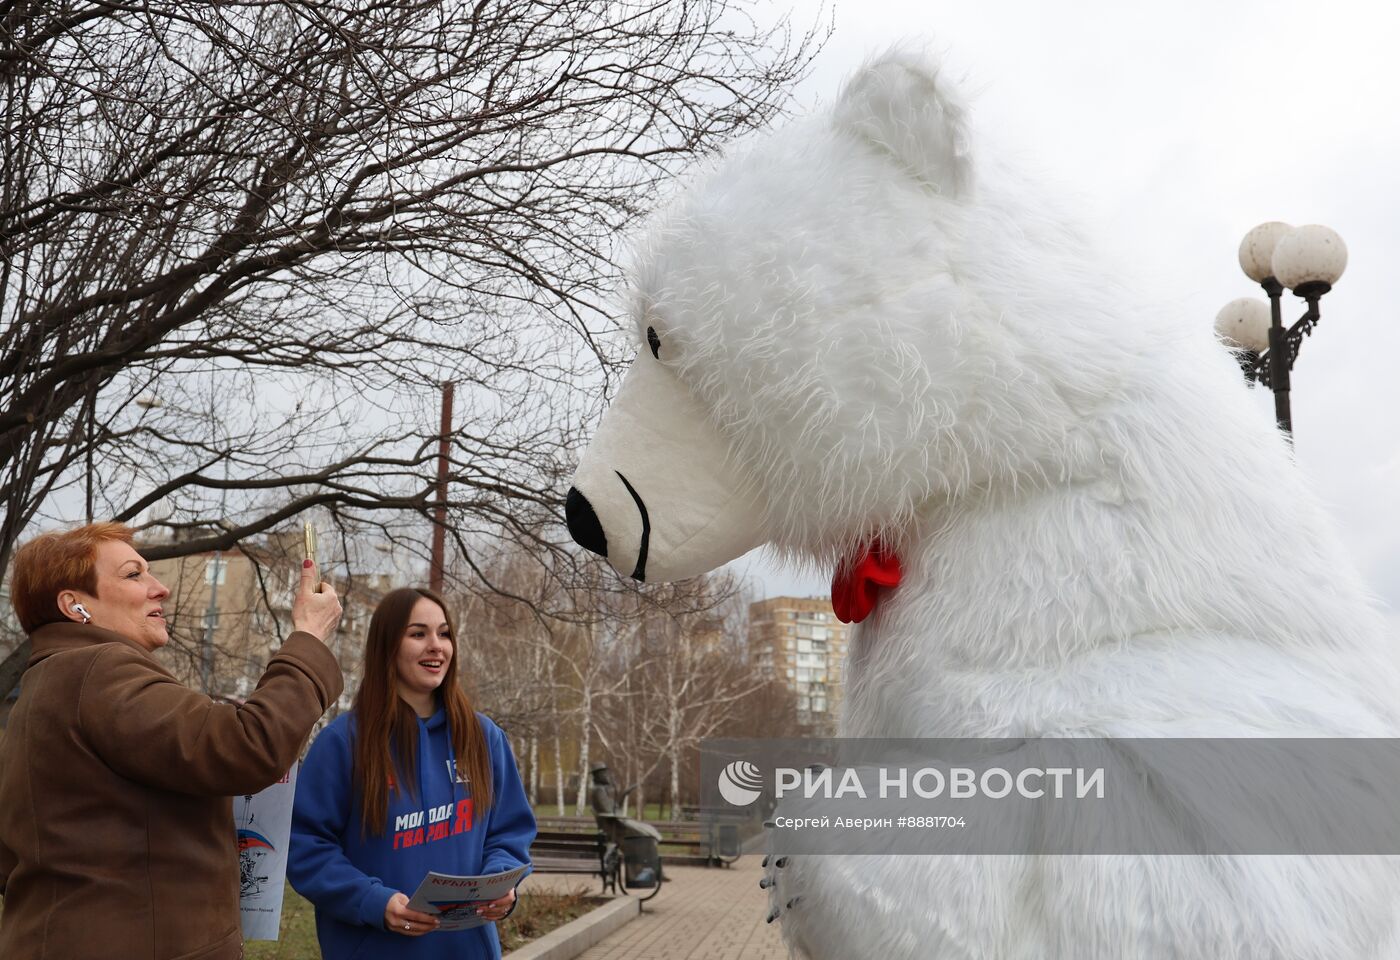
[[564, 48, 1400, 959]]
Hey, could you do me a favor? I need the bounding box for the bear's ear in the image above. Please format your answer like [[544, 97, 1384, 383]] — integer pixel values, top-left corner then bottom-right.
[[832, 50, 971, 198]]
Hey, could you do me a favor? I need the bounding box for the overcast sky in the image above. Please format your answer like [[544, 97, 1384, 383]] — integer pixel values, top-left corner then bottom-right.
[[728, 0, 1400, 625]]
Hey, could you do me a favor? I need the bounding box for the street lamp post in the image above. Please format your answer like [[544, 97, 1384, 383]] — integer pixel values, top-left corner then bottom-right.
[[1214, 222, 1348, 435], [429, 380, 454, 594]]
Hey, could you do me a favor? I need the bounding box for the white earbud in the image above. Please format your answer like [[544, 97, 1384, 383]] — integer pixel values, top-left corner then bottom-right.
[[71, 602, 92, 624]]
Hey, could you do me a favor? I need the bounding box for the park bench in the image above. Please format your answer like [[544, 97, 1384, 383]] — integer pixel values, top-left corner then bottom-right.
[[654, 824, 722, 867], [529, 829, 621, 895], [529, 826, 667, 902], [533, 812, 743, 867]]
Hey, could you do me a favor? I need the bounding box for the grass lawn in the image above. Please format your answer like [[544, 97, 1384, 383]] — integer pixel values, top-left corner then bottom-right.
[[242, 884, 320, 960], [245, 881, 604, 958]]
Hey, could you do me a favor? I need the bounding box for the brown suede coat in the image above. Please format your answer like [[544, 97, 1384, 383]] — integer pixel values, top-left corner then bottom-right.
[[0, 621, 343, 959]]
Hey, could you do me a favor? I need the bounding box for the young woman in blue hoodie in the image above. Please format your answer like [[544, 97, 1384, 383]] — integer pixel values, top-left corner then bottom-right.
[[290, 586, 536, 959]]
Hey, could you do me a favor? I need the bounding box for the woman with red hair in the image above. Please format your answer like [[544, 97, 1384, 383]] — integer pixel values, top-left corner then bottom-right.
[[0, 521, 345, 960]]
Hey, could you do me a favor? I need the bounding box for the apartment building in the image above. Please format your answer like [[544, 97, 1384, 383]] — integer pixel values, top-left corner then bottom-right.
[[145, 529, 384, 708], [748, 596, 848, 732]]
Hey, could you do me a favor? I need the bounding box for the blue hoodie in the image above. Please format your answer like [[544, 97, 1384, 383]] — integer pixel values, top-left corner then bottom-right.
[[289, 708, 536, 960]]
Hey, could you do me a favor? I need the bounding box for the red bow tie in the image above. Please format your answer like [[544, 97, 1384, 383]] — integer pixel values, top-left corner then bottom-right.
[[831, 538, 902, 624]]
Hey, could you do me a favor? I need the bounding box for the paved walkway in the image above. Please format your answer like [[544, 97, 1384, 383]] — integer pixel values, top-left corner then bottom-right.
[[520, 854, 789, 960]]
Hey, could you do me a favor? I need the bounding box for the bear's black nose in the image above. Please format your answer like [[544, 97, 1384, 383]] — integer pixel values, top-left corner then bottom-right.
[[565, 487, 608, 558]]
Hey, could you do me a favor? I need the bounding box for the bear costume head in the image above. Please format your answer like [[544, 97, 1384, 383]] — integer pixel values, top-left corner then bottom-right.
[[566, 50, 1023, 582]]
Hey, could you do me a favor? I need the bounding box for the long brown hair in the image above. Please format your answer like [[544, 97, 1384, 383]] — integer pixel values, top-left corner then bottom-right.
[[351, 586, 492, 835]]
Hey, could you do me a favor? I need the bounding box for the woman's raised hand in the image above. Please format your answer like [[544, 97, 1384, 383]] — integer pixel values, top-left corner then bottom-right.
[[291, 559, 342, 641]]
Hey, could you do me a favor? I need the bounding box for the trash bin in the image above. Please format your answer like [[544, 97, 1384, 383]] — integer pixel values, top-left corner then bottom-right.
[[623, 834, 659, 889], [717, 823, 740, 858]]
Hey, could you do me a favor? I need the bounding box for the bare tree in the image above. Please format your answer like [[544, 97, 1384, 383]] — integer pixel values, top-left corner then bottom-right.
[[0, 0, 824, 693], [452, 538, 638, 814], [610, 575, 764, 818], [454, 538, 761, 818]]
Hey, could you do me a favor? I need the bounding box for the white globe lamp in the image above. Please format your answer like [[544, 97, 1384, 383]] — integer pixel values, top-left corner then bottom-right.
[[1238, 221, 1294, 283], [1214, 297, 1271, 353], [1271, 224, 1347, 297]]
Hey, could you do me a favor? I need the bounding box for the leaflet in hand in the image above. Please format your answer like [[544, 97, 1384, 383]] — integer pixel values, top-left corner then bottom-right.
[[406, 864, 530, 931]]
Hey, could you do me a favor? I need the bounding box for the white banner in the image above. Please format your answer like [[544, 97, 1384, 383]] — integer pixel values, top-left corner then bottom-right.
[[236, 763, 298, 941]]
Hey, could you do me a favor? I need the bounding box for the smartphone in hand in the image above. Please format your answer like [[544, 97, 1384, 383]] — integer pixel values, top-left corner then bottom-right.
[[303, 521, 322, 593]]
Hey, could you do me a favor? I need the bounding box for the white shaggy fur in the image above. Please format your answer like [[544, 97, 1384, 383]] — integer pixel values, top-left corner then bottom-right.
[[570, 49, 1400, 958]]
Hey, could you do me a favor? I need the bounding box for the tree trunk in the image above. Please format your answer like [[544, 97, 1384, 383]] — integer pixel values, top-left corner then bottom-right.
[[553, 734, 566, 817], [528, 734, 539, 807], [668, 679, 684, 821], [574, 697, 592, 816], [670, 740, 682, 821]]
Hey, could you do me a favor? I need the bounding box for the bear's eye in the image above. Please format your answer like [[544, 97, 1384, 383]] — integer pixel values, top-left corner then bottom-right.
[[646, 326, 661, 360]]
